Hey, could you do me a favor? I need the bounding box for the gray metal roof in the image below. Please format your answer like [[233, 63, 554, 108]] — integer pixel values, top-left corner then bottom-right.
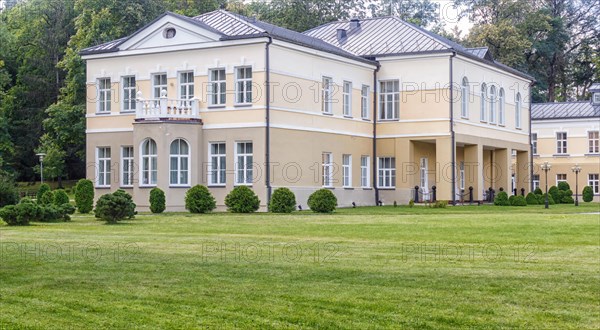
[[590, 83, 600, 92], [531, 101, 600, 120]]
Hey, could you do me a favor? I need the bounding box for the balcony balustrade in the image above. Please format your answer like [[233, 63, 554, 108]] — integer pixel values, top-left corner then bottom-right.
[[135, 90, 200, 121]]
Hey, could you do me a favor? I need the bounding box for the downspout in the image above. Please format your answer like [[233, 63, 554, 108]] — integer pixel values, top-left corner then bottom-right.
[[373, 62, 381, 205], [449, 52, 457, 204], [265, 36, 273, 209], [528, 81, 534, 192]]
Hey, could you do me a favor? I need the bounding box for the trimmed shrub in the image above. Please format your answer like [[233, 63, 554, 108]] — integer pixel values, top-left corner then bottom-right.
[[270, 188, 296, 213], [0, 175, 19, 208], [533, 187, 543, 195], [512, 195, 527, 206], [185, 185, 216, 214], [0, 205, 20, 225], [557, 181, 570, 191], [430, 200, 448, 208], [94, 190, 136, 224], [548, 186, 560, 205], [225, 186, 260, 213], [557, 190, 565, 203], [149, 188, 166, 213], [494, 191, 510, 206], [36, 183, 51, 202], [39, 190, 55, 205], [508, 195, 516, 205], [526, 193, 539, 205], [535, 194, 544, 204], [53, 189, 70, 206], [543, 193, 556, 205], [74, 179, 94, 213], [561, 189, 574, 204], [307, 189, 337, 213], [582, 186, 594, 202]]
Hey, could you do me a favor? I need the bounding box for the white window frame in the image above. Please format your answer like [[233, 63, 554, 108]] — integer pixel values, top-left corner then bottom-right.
[[169, 139, 190, 187], [208, 68, 226, 106], [235, 66, 252, 104], [322, 77, 333, 114], [532, 133, 538, 155], [489, 85, 497, 124], [152, 73, 167, 99], [208, 142, 226, 186], [588, 174, 599, 194], [140, 139, 158, 187], [480, 83, 487, 122], [235, 141, 253, 185], [379, 80, 399, 121], [594, 93, 600, 104], [515, 92, 522, 129], [122, 76, 136, 112], [97, 78, 111, 113], [179, 71, 194, 100], [322, 152, 333, 187], [361, 85, 370, 119], [342, 154, 352, 187], [556, 174, 567, 186], [532, 174, 540, 191], [556, 132, 568, 154], [377, 157, 396, 188], [461, 77, 469, 118], [360, 155, 370, 188], [459, 161, 465, 190], [96, 147, 111, 187], [343, 81, 352, 117], [588, 131, 599, 154], [420, 157, 429, 193], [121, 146, 134, 187], [498, 88, 505, 125]]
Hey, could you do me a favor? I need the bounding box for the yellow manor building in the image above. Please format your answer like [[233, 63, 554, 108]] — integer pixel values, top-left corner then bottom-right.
[[530, 84, 600, 202], [81, 10, 534, 210]]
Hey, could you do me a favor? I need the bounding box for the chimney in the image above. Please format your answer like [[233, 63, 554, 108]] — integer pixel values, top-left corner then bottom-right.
[[350, 18, 360, 29], [336, 28, 347, 42]]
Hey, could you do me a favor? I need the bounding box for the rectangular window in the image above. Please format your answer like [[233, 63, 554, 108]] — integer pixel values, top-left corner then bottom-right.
[[377, 157, 396, 188], [209, 142, 226, 185], [361, 156, 370, 188], [179, 71, 194, 100], [361, 85, 370, 119], [97, 147, 111, 187], [556, 132, 567, 154], [322, 77, 332, 114], [343, 81, 352, 117], [235, 142, 253, 185], [235, 67, 252, 104], [420, 157, 429, 192], [322, 152, 333, 187], [532, 133, 538, 155], [532, 174, 540, 191], [379, 80, 399, 120], [121, 146, 134, 187], [342, 154, 352, 187], [122, 76, 136, 111], [588, 174, 599, 194], [459, 161, 465, 190], [152, 73, 167, 98], [556, 174, 567, 186], [208, 68, 226, 106], [594, 94, 600, 104], [588, 131, 599, 153], [98, 78, 111, 113]]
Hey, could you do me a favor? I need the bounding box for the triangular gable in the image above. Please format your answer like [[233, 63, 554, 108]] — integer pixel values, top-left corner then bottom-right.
[[118, 13, 223, 51]]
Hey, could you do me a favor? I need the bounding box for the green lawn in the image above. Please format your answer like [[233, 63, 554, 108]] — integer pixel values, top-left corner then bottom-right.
[[1, 204, 599, 329]]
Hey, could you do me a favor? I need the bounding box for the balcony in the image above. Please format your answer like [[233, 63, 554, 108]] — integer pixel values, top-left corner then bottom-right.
[[135, 90, 201, 122]]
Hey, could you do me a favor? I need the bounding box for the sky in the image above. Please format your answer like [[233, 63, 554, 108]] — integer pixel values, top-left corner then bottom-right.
[[432, 0, 474, 34]]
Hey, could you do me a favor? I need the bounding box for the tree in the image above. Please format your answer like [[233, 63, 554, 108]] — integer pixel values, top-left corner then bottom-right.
[[369, 0, 440, 27], [74, 179, 94, 213]]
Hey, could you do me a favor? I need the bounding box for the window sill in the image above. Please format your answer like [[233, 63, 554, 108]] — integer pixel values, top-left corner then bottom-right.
[[552, 154, 570, 157], [120, 111, 136, 114], [169, 185, 191, 188], [377, 119, 399, 122], [362, 187, 372, 190], [585, 153, 600, 157], [361, 118, 370, 121], [322, 112, 333, 116], [377, 187, 396, 190], [207, 185, 226, 188], [516, 127, 522, 130], [95, 112, 112, 115], [234, 103, 252, 108], [119, 186, 134, 189], [322, 186, 335, 189], [234, 183, 253, 187], [95, 186, 111, 189], [343, 115, 353, 119], [207, 105, 226, 109], [343, 187, 354, 190], [460, 116, 469, 120], [139, 185, 157, 189]]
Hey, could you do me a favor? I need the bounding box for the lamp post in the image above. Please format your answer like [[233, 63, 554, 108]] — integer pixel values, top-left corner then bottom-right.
[[540, 161, 551, 209], [36, 153, 46, 184], [571, 163, 581, 206]]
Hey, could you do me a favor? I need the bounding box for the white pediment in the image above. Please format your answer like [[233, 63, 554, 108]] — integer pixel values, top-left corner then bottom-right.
[[118, 14, 221, 51]]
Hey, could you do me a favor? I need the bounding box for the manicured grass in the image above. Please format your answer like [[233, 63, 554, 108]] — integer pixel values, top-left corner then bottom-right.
[[1, 204, 599, 329]]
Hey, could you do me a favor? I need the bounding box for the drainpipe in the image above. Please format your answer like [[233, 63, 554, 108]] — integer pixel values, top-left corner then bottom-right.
[[265, 36, 273, 209], [529, 81, 534, 192], [373, 62, 381, 205], [449, 52, 457, 204]]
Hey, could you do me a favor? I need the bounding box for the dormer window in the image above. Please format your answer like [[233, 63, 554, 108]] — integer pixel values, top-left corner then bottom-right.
[[593, 93, 600, 105]]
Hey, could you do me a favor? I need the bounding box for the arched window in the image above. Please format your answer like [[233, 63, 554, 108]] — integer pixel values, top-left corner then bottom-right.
[[499, 88, 505, 125], [141, 138, 157, 186], [515, 92, 522, 129], [170, 139, 189, 186], [461, 77, 469, 118], [480, 83, 487, 122], [489, 85, 497, 124]]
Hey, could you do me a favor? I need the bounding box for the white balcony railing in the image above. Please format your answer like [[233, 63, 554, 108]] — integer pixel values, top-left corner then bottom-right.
[[136, 90, 200, 120]]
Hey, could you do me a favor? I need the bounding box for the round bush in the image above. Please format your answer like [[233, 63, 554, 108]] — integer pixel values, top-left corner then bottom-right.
[[94, 190, 136, 224], [533, 187, 543, 195], [582, 186, 594, 202], [74, 179, 94, 213], [185, 185, 216, 214], [39, 190, 54, 205], [561, 189, 573, 204], [525, 192, 539, 205], [543, 193, 556, 205], [548, 186, 560, 204], [0, 176, 19, 208], [53, 189, 70, 206], [535, 194, 544, 204], [512, 195, 527, 206], [508, 195, 516, 205], [270, 188, 296, 213], [36, 183, 51, 202], [557, 181, 570, 191], [225, 186, 260, 213], [149, 188, 166, 213], [307, 189, 338, 213], [494, 191, 510, 206]]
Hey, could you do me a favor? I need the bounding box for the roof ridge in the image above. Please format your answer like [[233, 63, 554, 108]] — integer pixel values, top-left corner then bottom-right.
[[217, 9, 265, 33], [533, 100, 591, 105]]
